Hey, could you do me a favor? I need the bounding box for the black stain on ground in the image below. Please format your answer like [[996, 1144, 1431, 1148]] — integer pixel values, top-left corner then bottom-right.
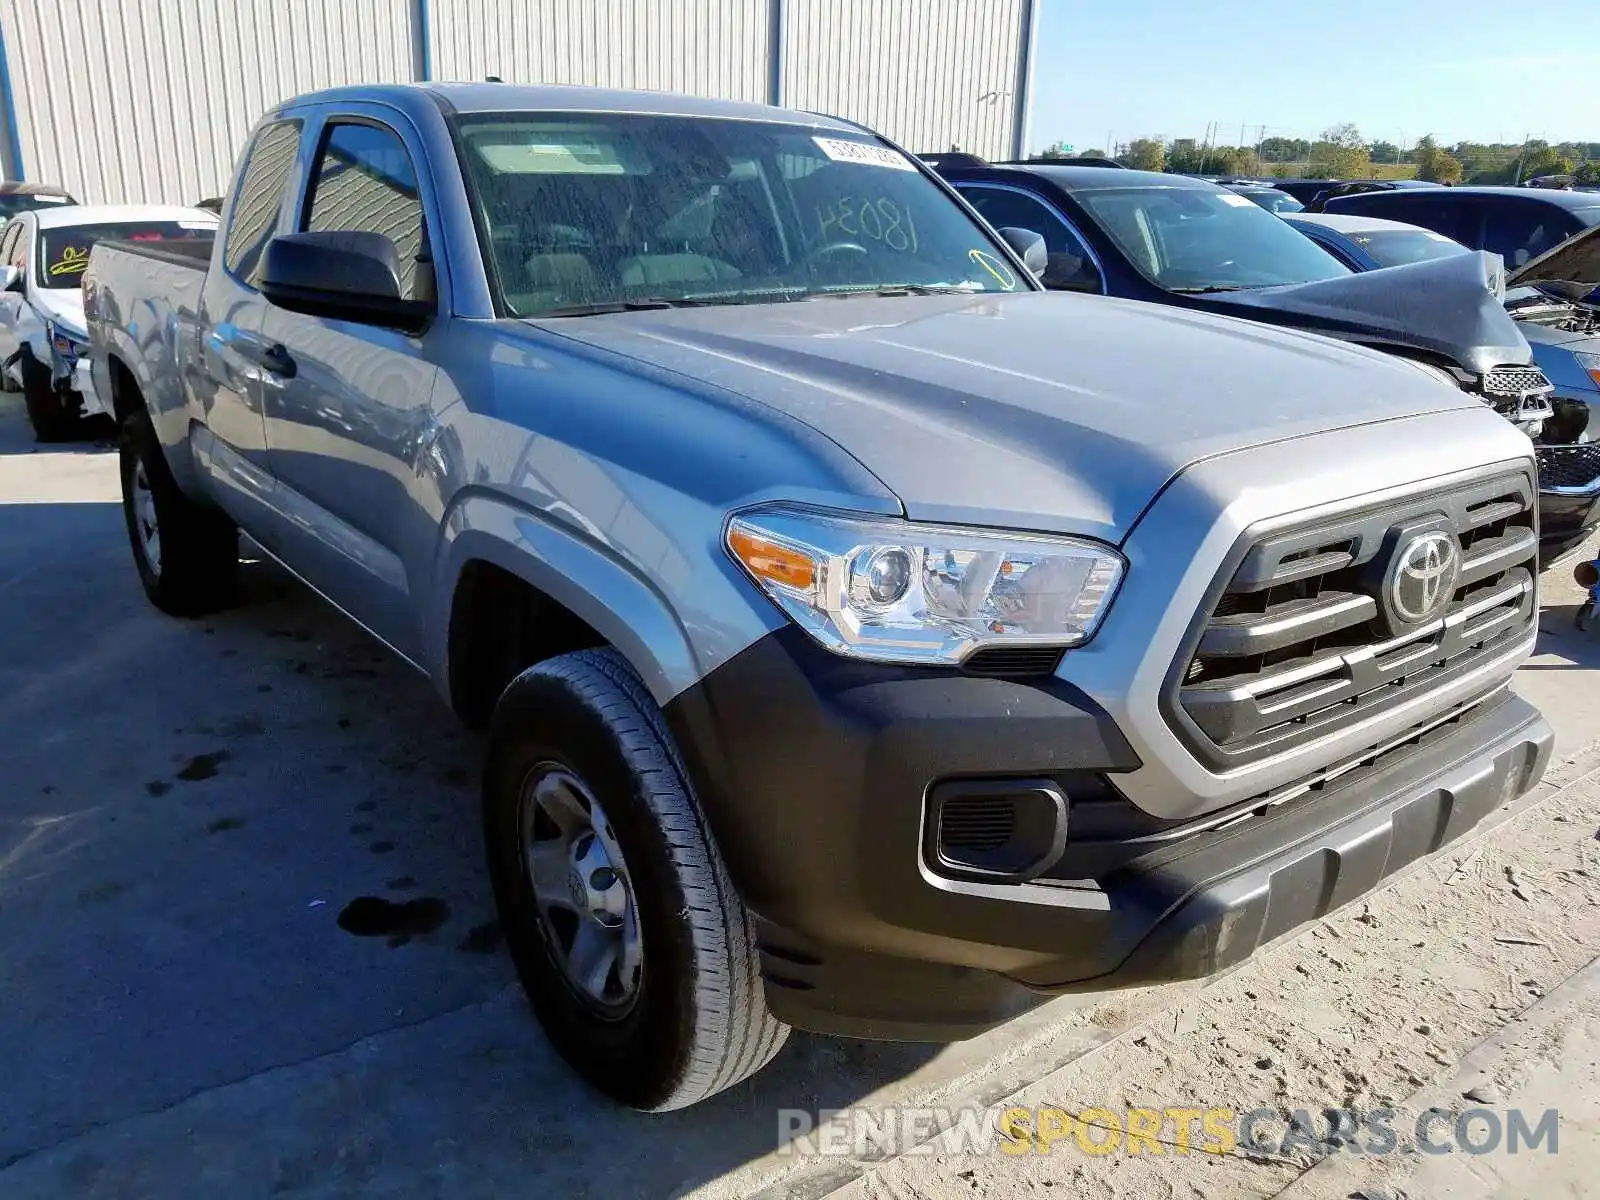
[[40, 785, 55, 795], [387, 876, 417, 891], [256, 684, 273, 694], [337, 896, 449, 942], [336, 717, 352, 730], [441, 765, 472, 787], [324, 763, 347, 775], [176, 751, 231, 782], [145, 780, 173, 797], [350, 822, 373, 834], [457, 921, 502, 954], [356, 800, 377, 813], [368, 840, 396, 855], [206, 816, 244, 833]]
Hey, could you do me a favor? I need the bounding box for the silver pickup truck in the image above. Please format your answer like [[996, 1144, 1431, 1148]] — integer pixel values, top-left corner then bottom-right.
[[84, 83, 1553, 1112]]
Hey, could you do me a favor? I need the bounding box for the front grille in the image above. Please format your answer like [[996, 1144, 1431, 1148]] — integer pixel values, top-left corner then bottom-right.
[[938, 798, 1015, 852], [1483, 365, 1553, 398], [1169, 469, 1537, 769], [1537, 443, 1600, 492]]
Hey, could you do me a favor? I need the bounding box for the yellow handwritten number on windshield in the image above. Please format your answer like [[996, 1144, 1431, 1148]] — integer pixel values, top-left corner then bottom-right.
[[968, 249, 1017, 290], [50, 246, 91, 277]]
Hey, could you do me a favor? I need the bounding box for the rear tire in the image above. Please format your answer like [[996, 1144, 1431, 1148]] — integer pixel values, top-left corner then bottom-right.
[[118, 409, 240, 616], [21, 346, 76, 442], [483, 647, 788, 1110]]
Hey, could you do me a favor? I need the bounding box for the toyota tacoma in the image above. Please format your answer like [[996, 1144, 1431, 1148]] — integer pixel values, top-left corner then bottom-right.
[[84, 84, 1552, 1111]]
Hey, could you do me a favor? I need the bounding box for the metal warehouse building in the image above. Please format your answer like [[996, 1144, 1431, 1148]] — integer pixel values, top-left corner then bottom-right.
[[0, 0, 1038, 205]]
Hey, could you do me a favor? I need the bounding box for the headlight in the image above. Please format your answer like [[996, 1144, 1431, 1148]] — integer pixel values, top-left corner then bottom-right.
[[725, 507, 1125, 665], [1576, 350, 1600, 391], [46, 320, 87, 362]]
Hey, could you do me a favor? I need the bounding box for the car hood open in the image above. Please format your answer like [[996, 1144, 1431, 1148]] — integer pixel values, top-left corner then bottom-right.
[[1506, 222, 1600, 300], [1200, 251, 1531, 377], [532, 291, 1481, 542]]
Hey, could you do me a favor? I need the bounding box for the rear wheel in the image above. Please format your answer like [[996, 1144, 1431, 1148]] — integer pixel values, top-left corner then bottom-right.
[[483, 648, 787, 1110], [21, 346, 76, 441], [118, 410, 240, 615]]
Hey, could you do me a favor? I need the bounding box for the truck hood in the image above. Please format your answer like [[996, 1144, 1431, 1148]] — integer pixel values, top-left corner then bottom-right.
[[1200, 251, 1531, 376], [28, 286, 87, 337], [532, 291, 1480, 542]]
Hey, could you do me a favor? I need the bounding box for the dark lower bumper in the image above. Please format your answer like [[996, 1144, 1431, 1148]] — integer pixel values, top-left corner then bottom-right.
[[666, 628, 1551, 1041], [1539, 488, 1600, 555]]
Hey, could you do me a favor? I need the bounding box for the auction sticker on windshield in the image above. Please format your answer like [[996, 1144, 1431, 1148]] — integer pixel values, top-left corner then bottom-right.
[[1217, 193, 1255, 207], [813, 137, 915, 171]]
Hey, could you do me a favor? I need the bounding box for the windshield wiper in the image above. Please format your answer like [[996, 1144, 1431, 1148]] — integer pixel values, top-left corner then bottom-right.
[[532, 297, 714, 317], [1169, 284, 1256, 294], [807, 284, 981, 300]]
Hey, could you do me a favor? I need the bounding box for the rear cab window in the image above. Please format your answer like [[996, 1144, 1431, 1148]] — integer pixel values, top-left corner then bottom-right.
[[223, 118, 304, 287]]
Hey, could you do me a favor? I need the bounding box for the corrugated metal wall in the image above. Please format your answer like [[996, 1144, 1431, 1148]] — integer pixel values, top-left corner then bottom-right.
[[0, 0, 1026, 202], [781, 0, 1023, 157], [428, 0, 770, 104], [0, 0, 416, 203]]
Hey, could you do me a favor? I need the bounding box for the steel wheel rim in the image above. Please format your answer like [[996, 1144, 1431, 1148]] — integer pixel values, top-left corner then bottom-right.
[[132, 460, 161, 575], [518, 763, 643, 1018]]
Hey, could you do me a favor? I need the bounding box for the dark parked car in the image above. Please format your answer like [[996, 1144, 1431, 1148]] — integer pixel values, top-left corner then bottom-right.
[[1288, 212, 1600, 557], [1321, 185, 1600, 273], [932, 160, 1545, 406], [0, 181, 76, 223], [1304, 178, 1440, 211], [1224, 183, 1304, 213]]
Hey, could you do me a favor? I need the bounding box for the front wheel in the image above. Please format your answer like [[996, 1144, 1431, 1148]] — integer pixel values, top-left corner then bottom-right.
[[20, 346, 75, 441], [483, 648, 788, 1110], [119, 410, 240, 616]]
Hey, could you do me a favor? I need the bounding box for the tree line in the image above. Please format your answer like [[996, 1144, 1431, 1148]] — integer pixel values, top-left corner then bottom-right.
[[1037, 126, 1600, 185]]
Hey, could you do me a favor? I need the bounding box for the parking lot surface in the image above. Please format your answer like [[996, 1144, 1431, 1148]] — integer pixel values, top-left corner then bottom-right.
[[1, 397, 1596, 1199]]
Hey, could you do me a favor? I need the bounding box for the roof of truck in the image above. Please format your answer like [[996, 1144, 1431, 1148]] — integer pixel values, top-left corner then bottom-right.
[[282, 82, 866, 133]]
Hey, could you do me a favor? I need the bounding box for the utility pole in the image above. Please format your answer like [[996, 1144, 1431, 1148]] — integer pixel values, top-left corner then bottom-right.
[[1513, 132, 1531, 184]]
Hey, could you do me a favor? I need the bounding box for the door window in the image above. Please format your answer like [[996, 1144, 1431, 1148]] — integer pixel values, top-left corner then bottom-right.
[[1481, 200, 1575, 268], [223, 119, 304, 287], [957, 185, 1089, 258], [302, 121, 427, 300]]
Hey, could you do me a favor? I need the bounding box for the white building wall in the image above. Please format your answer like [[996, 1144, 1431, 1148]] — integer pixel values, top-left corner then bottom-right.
[[0, 0, 416, 203], [0, 0, 1030, 202], [427, 0, 771, 104], [781, 0, 1024, 159]]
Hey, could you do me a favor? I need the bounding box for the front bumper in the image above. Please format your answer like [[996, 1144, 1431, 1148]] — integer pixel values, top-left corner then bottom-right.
[[70, 358, 107, 418], [666, 628, 1551, 1040]]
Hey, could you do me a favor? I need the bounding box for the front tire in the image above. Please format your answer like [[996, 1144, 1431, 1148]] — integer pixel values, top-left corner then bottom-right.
[[21, 346, 75, 441], [119, 410, 240, 616], [484, 648, 788, 1110]]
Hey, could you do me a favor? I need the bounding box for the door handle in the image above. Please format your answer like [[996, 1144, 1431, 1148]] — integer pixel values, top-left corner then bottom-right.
[[257, 343, 297, 379]]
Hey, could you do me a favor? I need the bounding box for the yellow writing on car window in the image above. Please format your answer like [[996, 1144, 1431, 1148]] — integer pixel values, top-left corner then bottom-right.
[[968, 248, 1017, 290], [817, 195, 919, 253], [50, 246, 91, 276]]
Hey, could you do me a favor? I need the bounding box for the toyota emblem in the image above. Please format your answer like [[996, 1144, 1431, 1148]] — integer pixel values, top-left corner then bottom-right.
[[1389, 530, 1460, 625]]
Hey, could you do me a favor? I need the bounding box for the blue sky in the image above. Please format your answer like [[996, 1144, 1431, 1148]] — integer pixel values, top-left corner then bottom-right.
[[1026, 0, 1600, 155]]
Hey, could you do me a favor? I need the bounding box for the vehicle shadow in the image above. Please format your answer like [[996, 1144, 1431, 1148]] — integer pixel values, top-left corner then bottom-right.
[[1526, 602, 1600, 669], [0, 497, 948, 1197]]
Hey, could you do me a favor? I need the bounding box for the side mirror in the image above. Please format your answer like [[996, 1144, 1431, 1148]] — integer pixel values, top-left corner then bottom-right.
[[1040, 252, 1104, 294], [259, 230, 432, 334], [997, 227, 1048, 277], [0, 265, 21, 293]]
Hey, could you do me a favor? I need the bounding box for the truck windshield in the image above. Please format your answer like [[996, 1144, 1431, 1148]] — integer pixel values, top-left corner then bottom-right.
[[452, 113, 1031, 315], [38, 221, 213, 289], [1075, 185, 1351, 292]]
